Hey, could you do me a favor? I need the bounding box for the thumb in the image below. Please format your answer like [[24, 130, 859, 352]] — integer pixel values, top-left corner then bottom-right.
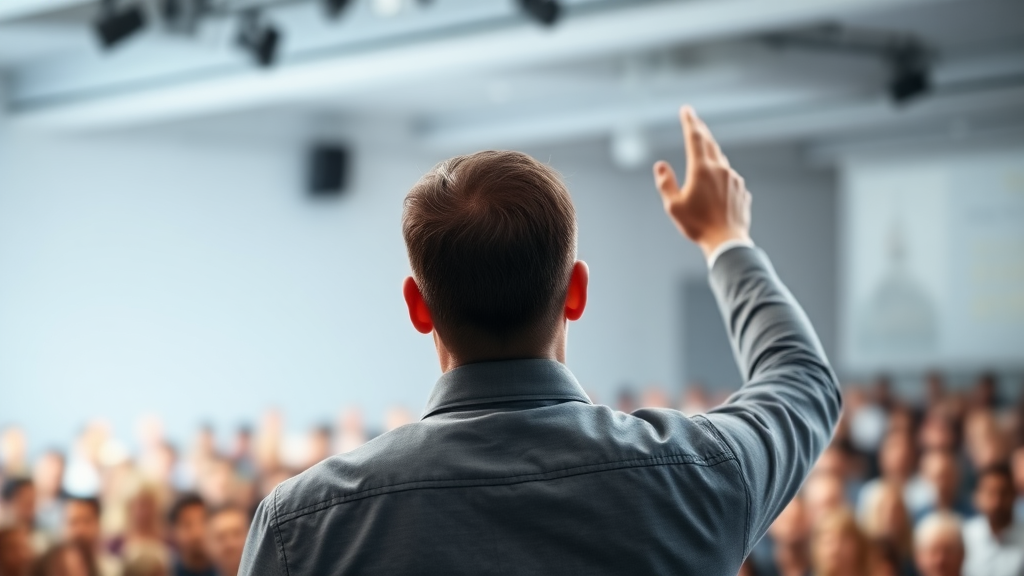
[[653, 160, 680, 202]]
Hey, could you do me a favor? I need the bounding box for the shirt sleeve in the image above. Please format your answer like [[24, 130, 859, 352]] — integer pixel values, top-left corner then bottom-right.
[[705, 238, 756, 269], [700, 246, 842, 557], [239, 489, 287, 576]]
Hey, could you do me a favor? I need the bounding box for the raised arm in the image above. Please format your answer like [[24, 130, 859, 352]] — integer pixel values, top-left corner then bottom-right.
[[652, 107, 842, 556]]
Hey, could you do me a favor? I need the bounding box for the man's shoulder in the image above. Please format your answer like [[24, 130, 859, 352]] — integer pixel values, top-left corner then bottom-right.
[[266, 402, 733, 524]]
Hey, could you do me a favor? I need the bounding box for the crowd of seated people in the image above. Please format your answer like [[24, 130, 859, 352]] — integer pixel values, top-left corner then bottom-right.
[[0, 374, 1021, 576]]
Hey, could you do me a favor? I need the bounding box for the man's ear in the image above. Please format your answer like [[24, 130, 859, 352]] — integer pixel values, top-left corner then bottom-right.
[[564, 261, 589, 322], [403, 276, 434, 334]]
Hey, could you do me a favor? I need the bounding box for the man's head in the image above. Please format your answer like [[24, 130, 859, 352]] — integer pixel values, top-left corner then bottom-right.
[[921, 450, 960, 508], [914, 512, 964, 576], [974, 463, 1016, 531], [64, 497, 102, 549], [402, 151, 587, 367], [1, 478, 35, 530], [206, 505, 249, 576], [802, 473, 846, 528], [879, 431, 916, 483], [169, 493, 209, 567]]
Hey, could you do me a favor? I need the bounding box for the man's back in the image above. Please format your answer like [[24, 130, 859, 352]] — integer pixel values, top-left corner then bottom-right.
[[241, 247, 842, 575]]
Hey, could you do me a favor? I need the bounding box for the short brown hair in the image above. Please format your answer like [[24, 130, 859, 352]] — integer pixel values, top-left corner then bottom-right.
[[402, 151, 576, 353]]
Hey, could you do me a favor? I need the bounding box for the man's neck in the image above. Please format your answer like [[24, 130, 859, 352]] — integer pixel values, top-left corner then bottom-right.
[[180, 551, 211, 572], [988, 514, 1013, 536]]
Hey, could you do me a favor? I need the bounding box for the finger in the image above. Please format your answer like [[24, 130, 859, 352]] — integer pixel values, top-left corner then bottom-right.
[[680, 106, 705, 166], [653, 160, 680, 202], [695, 114, 724, 163]]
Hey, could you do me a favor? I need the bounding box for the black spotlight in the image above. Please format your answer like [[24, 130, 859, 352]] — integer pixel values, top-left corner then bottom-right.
[[94, 0, 146, 49], [519, 0, 560, 26], [237, 11, 280, 68], [162, 0, 206, 35], [323, 0, 352, 18], [889, 44, 930, 104]]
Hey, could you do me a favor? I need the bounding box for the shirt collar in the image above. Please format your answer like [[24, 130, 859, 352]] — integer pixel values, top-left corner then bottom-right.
[[421, 359, 592, 419]]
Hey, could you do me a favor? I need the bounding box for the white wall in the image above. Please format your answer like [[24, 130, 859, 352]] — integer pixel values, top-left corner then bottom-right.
[[0, 119, 839, 452]]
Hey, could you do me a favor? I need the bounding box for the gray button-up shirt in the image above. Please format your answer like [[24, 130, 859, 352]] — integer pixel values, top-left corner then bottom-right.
[[239, 246, 842, 575]]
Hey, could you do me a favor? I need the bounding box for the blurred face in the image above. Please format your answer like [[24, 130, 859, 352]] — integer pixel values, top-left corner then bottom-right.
[[130, 491, 159, 533], [915, 531, 964, 576], [804, 475, 845, 527], [8, 484, 36, 528], [923, 453, 960, 506], [33, 452, 65, 499], [880, 434, 915, 482], [64, 501, 101, 548], [208, 509, 249, 576], [975, 473, 1015, 529], [172, 504, 208, 558], [814, 524, 860, 576]]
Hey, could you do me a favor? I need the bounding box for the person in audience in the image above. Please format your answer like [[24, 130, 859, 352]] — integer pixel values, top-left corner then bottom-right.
[[769, 498, 812, 576], [0, 428, 29, 479], [1013, 446, 1024, 522], [811, 510, 874, 576], [917, 449, 972, 522], [304, 426, 332, 471], [0, 526, 34, 576], [861, 481, 914, 572], [30, 541, 96, 576], [804, 473, 848, 529], [167, 494, 214, 576], [963, 464, 1024, 576], [121, 548, 167, 576], [32, 451, 65, 537], [2, 478, 48, 554], [228, 429, 255, 484], [111, 484, 168, 569], [206, 506, 248, 576], [858, 431, 931, 520], [915, 512, 965, 576], [64, 497, 121, 576]]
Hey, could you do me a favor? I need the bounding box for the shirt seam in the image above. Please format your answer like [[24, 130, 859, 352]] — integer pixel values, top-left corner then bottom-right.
[[422, 394, 591, 419], [276, 451, 735, 526], [271, 487, 291, 576], [697, 415, 752, 557]]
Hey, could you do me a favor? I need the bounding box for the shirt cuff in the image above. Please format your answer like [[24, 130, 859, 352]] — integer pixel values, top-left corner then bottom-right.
[[706, 238, 756, 269]]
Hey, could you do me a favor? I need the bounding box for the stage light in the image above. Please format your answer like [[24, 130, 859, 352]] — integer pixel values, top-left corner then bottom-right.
[[237, 11, 280, 68], [94, 0, 146, 49], [519, 0, 560, 26], [323, 0, 352, 19]]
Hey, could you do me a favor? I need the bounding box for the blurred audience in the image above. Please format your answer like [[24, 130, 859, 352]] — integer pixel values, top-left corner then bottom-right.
[[963, 464, 1024, 576], [915, 512, 965, 576], [0, 372, 1021, 576]]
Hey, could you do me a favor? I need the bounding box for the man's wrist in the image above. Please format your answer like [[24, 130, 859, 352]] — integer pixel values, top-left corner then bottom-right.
[[700, 232, 753, 268]]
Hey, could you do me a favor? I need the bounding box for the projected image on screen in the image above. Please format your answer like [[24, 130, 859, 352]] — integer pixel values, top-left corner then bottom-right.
[[841, 147, 1024, 372]]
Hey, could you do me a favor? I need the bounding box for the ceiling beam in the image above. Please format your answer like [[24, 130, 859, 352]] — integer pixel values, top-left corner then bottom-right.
[[9, 0, 957, 130]]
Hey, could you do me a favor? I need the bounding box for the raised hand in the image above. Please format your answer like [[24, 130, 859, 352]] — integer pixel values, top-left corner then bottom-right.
[[652, 106, 752, 259]]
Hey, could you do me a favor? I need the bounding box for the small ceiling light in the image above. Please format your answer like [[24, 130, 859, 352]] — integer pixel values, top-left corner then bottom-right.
[[519, 0, 560, 26], [94, 0, 146, 49], [237, 10, 280, 68], [371, 0, 403, 18]]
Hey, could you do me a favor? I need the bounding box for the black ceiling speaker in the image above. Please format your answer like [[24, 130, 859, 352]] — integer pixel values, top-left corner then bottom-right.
[[308, 144, 349, 196]]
